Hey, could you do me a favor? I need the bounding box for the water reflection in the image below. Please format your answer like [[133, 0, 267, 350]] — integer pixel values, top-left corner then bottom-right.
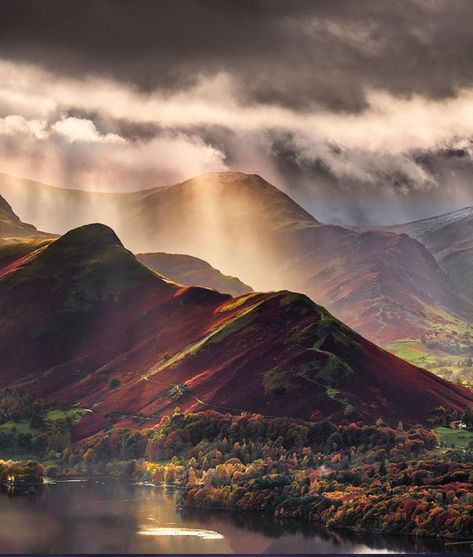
[[0, 481, 467, 554]]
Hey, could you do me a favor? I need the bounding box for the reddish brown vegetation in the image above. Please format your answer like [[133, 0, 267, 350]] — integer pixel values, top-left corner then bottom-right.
[[0, 224, 470, 440]]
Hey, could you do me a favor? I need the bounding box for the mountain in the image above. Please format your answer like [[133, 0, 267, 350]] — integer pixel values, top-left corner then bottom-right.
[[137, 252, 252, 296], [0, 172, 316, 290], [1, 172, 470, 356], [0, 185, 250, 297], [381, 206, 473, 303], [0, 193, 54, 280], [273, 226, 471, 346], [0, 223, 471, 438], [0, 193, 51, 242]]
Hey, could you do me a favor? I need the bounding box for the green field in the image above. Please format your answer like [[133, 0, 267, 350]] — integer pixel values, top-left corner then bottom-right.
[[435, 427, 473, 449], [385, 339, 472, 387], [45, 408, 86, 423], [0, 420, 37, 434], [0, 407, 85, 440]]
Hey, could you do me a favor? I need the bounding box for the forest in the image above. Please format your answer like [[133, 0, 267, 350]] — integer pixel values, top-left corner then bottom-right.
[[75, 409, 473, 539], [0, 390, 471, 539]]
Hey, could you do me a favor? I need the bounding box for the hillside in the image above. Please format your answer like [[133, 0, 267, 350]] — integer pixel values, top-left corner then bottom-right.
[[0, 223, 471, 439], [0, 172, 316, 290], [0, 187, 250, 297], [1, 172, 470, 365], [0, 193, 55, 279], [0, 193, 51, 242], [382, 206, 473, 303], [137, 252, 252, 296]]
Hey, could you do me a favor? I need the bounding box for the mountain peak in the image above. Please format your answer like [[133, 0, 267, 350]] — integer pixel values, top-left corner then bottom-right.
[[0, 222, 155, 292], [0, 194, 17, 219], [186, 171, 266, 183], [55, 223, 124, 251]]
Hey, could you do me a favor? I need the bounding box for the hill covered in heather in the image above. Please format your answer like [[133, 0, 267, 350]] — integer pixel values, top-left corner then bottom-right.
[[0, 223, 471, 439], [1, 172, 470, 362]]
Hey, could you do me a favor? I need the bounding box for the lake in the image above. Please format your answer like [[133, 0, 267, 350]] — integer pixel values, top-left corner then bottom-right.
[[0, 480, 467, 554]]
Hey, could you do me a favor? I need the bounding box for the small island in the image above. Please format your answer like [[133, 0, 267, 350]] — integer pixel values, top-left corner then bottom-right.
[[0, 459, 44, 495]]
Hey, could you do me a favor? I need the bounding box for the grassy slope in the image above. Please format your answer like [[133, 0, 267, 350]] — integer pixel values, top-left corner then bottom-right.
[[435, 426, 473, 449]]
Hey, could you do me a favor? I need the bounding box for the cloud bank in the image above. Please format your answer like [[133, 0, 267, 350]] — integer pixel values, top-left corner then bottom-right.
[[1, 1, 473, 222]]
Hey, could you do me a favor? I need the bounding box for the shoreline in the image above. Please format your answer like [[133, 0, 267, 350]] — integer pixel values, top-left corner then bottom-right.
[[27, 476, 471, 546]]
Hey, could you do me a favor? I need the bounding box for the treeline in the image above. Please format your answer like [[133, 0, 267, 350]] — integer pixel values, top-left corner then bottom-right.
[[0, 460, 44, 485], [0, 390, 44, 427], [0, 390, 73, 459], [77, 411, 429, 465], [427, 405, 473, 429], [421, 329, 473, 356], [71, 410, 472, 539], [1, 391, 471, 539]]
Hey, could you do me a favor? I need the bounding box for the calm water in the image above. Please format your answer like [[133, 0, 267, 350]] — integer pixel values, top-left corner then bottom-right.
[[0, 481, 467, 554]]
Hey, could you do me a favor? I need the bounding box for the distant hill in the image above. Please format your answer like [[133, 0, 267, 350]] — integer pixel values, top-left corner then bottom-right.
[[0, 223, 470, 438], [0, 187, 251, 298], [137, 252, 252, 297], [0, 193, 55, 279], [0, 172, 316, 289], [1, 172, 469, 358], [381, 206, 473, 303], [0, 193, 51, 242]]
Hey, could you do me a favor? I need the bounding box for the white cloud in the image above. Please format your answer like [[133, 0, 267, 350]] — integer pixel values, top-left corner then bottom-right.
[[1, 58, 473, 192], [4, 58, 473, 155], [0, 115, 48, 139], [52, 117, 125, 144], [0, 112, 227, 191]]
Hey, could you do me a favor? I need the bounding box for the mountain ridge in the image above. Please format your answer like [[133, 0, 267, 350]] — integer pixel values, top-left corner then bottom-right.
[[0, 172, 471, 367], [0, 223, 471, 439], [378, 206, 473, 303], [137, 252, 253, 297]]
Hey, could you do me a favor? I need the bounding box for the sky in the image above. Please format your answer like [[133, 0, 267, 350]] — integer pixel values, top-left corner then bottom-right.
[[1, 0, 473, 224]]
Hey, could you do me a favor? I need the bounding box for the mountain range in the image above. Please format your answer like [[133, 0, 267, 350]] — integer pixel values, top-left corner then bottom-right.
[[381, 206, 473, 303], [0, 221, 470, 439], [0, 171, 471, 385]]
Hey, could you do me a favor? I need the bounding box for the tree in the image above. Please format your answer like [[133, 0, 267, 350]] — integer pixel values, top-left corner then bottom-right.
[[461, 406, 473, 430], [188, 467, 198, 486], [109, 378, 121, 389], [29, 413, 43, 428], [379, 460, 387, 476]]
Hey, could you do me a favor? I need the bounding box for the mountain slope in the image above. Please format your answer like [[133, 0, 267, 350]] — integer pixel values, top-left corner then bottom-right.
[[0, 224, 471, 438], [0, 186, 251, 297], [137, 252, 252, 296], [382, 206, 473, 302], [279, 226, 473, 346], [0, 172, 471, 357], [0, 193, 55, 279], [0, 193, 51, 242]]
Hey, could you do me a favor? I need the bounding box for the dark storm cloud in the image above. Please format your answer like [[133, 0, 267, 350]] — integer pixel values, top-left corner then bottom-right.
[[1, 0, 473, 224], [2, 0, 473, 112]]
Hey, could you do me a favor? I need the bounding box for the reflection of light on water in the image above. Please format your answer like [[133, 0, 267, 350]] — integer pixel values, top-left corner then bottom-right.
[[138, 527, 224, 540], [354, 548, 399, 554]]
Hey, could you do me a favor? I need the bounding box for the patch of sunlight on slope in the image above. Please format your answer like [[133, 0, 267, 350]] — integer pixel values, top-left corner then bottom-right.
[[218, 292, 259, 312]]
